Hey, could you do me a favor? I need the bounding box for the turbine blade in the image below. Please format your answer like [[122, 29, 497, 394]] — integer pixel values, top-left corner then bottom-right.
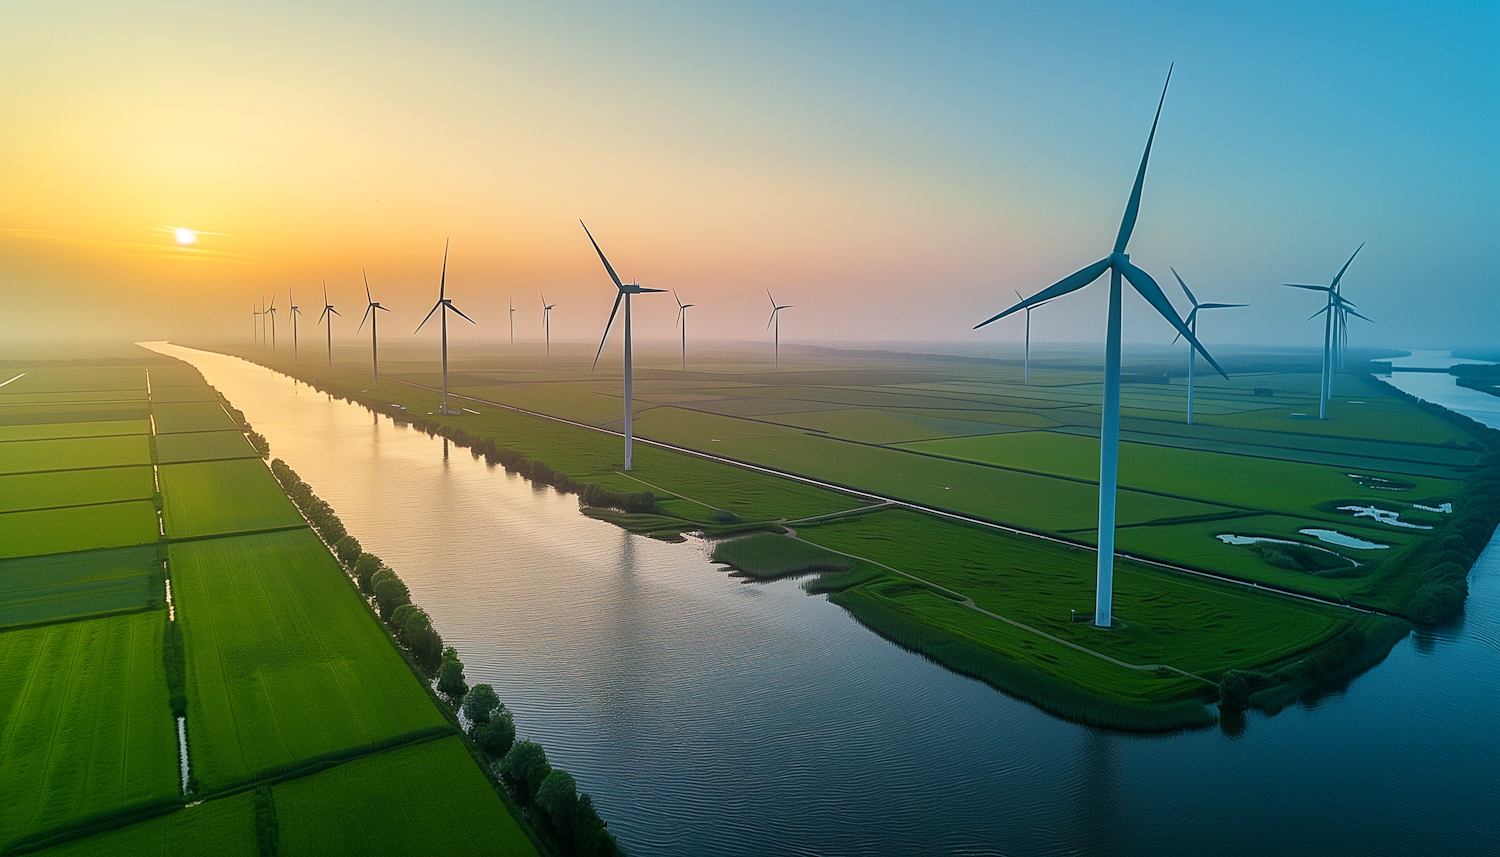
[[1328, 242, 1365, 291], [592, 292, 624, 371], [1198, 303, 1247, 309], [415, 300, 442, 333], [364, 269, 373, 304], [330, 308, 339, 316], [1118, 258, 1227, 377], [1172, 306, 1198, 343], [1307, 306, 1331, 321], [638, 287, 667, 293], [767, 289, 777, 310], [439, 238, 449, 300], [1284, 283, 1332, 292], [1114, 63, 1172, 254], [580, 221, 624, 289], [676, 306, 684, 329], [674, 289, 683, 309], [376, 305, 390, 312], [767, 309, 777, 329], [1345, 308, 1374, 323], [1170, 266, 1198, 307], [359, 305, 372, 331], [448, 303, 477, 324], [974, 257, 1110, 328]]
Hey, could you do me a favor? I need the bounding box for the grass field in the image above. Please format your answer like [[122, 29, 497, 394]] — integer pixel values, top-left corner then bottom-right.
[[0, 501, 160, 559], [0, 434, 152, 474], [0, 419, 151, 442], [272, 736, 538, 857], [0, 366, 147, 396], [28, 793, 258, 857], [169, 530, 448, 789], [150, 401, 238, 434], [0, 613, 180, 850], [155, 430, 256, 463], [0, 466, 155, 513], [0, 401, 151, 426], [0, 545, 161, 629], [159, 459, 304, 537]]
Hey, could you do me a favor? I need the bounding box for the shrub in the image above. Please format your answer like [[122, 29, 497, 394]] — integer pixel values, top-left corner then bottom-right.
[[437, 647, 468, 699], [163, 619, 187, 717], [463, 684, 501, 725], [353, 553, 383, 593], [333, 535, 362, 567], [713, 509, 742, 524], [499, 741, 551, 806], [472, 707, 516, 759], [254, 785, 279, 856]]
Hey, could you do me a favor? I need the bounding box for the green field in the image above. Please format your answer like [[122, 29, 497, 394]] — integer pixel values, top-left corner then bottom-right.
[[159, 459, 304, 537], [0, 419, 151, 441], [150, 401, 238, 434], [0, 613, 180, 850], [155, 430, 256, 463], [170, 530, 447, 789], [0, 466, 155, 513], [0, 401, 151, 426], [29, 793, 258, 857], [273, 737, 538, 857], [0, 501, 160, 559], [0, 434, 152, 474], [0, 366, 147, 396], [0, 545, 161, 629]]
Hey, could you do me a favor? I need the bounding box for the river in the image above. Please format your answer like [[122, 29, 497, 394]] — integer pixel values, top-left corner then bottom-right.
[[146, 343, 1499, 857]]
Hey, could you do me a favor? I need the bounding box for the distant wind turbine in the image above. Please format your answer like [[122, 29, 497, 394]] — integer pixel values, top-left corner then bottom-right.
[[974, 65, 1223, 629], [317, 281, 339, 367], [541, 293, 556, 361], [267, 295, 278, 355], [415, 239, 475, 415], [767, 290, 792, 369], [288, 288, 301, 362], [1170, 268, 1244, 424], [509, 299, 516, 346], [1286, 244, 1368, 419], [674, 290, 695, 371], [583, 221, 664, 472], [251, 301, 260, 344], [1013, 288, 1052, 383], [359, 269, 391, 388]]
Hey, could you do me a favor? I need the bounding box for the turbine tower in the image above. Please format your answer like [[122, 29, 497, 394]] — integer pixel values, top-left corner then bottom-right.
[[317, 281, 339, 367], [974, 65, 1223, 629], [509, 299, 516, 346], [289, 288, 301, 362], [1013, 288, 1052, 383], [541, 294, 556, 362], [360, 269, 391, 388], [266, 295, 278, 355], [251, 302, 260, 344], [1286, 244, 1367, 419], [767, 290, 792, 369], [674, 290, 695, 371], [583, 221, 664, 472], [1170, 268, 1244, 424], [415, 239, 475, 416]]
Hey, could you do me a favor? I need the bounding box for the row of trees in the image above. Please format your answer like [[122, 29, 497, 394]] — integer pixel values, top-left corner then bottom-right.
[[462, 684, 622, 857]]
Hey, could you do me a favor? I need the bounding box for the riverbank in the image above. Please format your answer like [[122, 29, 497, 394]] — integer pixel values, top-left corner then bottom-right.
[[188, 343, 1463, 731]]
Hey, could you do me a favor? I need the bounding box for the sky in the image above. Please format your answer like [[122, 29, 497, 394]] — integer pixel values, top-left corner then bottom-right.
[[0, 1, 1495, 351]]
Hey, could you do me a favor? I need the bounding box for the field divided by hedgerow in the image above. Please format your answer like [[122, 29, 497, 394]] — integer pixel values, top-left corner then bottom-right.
[[0, 466, 155, 513], [169, 530, 447, 790], [25, 793, 258, 857], [0, 545, 161, 629], [159, 459, 304, 537], [0, 501, 160, 560], [272, 736, 538, 857], [0, 613, 180, 850]]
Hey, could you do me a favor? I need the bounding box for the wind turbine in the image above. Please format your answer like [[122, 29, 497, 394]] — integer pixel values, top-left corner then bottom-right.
[[1285, 244, 1367, 419], [288, 288, 301, 362], [974, 65, 1223, 629], [541, 294, 556, 361], [266, 295, 278, 355], [360, 269, 391, 388], [767, 290, 792, 369], [674, 290, 695, 371], [251, 302, 260, 344], [1170, 268, 1244, 424], [415, 239, 475, 415], [1013, 289, 1052, 383], [509, 299, 516, 346], [317, 281, 339, 367], [583, 221, 664, 472]]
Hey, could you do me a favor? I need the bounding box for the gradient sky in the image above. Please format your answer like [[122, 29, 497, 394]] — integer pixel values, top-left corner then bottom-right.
[[1, 1, 1495, 350]]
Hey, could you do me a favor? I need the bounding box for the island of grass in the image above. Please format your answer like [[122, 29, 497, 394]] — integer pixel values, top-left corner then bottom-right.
[[200, 340, 1500, 731]]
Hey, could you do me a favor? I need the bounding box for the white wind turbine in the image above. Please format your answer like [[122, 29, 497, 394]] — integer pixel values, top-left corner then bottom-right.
[[414, 239, 476, 416], [583, 221, 665, 472]]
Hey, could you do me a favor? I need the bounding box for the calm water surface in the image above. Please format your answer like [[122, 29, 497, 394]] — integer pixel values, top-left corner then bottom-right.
[[148, 343, 1499, 857]]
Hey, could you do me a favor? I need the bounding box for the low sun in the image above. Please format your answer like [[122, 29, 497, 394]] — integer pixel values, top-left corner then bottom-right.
[[175, 228, 197, 245]]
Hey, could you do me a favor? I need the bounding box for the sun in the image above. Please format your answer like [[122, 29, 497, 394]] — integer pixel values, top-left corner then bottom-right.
[[175, 228, 197, 246]]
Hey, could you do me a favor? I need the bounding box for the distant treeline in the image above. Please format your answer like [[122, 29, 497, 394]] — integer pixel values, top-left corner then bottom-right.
[[1363, 374, 1500, 624], [268, 457, 623, 857]]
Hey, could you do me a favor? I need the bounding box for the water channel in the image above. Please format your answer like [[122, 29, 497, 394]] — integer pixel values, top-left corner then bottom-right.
[[148, 343, 1499, 856]]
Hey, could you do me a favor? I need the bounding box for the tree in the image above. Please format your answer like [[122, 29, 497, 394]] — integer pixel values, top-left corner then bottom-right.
[[499, 741, 551, 805], [373, 575, 411, 620], [535, 770, 580, 847], [333, 535, 362, 567], [399, 608, 443, 670], [437, 647, 468, 699], [472, 707, 515, 758], [463, 684, 501, 725], [353, 553, 383, 593]]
